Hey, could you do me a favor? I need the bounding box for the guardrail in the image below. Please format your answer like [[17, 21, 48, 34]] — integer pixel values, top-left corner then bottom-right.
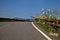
[[35, 18, 60, 27]]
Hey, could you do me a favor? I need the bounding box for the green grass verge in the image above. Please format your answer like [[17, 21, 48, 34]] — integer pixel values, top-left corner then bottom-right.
[[34, 21, 60, 33]]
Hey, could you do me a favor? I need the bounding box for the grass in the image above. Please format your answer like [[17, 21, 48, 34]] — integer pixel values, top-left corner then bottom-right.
[[34, 20, 60, 33], [37, 21, 56, 33]]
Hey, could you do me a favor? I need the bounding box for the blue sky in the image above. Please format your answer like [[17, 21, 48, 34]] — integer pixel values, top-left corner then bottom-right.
[[0, 0, 60, 18]]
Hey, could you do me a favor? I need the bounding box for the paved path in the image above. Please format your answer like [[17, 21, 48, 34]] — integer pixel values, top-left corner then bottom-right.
[[0, 22, 47, 40]]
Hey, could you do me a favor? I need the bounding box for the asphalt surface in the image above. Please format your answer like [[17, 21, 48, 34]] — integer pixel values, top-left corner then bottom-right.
[[0, 22, 47, 40]]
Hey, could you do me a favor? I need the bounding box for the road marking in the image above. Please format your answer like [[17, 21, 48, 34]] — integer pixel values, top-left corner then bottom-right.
[[31, 22, 52, 40]]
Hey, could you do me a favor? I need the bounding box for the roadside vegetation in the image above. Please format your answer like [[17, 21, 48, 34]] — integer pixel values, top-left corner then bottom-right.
[[0, 17, 32, 22], [34, 9, 60, 35], [0, 17, 25, 22]]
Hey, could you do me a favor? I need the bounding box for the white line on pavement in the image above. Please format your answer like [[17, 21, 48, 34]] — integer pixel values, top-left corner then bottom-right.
[[31, 22, 52, 40]]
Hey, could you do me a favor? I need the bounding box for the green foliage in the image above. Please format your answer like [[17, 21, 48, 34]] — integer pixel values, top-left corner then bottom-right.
[[34, 9, 60, 33], [37, 21, 56, 33], [34, 9, 60, 20], [57, 16, 60, 20]]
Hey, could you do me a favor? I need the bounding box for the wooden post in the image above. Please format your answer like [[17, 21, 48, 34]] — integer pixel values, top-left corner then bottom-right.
[[56, 21, 58, 24]]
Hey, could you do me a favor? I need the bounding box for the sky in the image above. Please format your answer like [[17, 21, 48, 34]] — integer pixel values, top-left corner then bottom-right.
[[0, 0, 60, 18]]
